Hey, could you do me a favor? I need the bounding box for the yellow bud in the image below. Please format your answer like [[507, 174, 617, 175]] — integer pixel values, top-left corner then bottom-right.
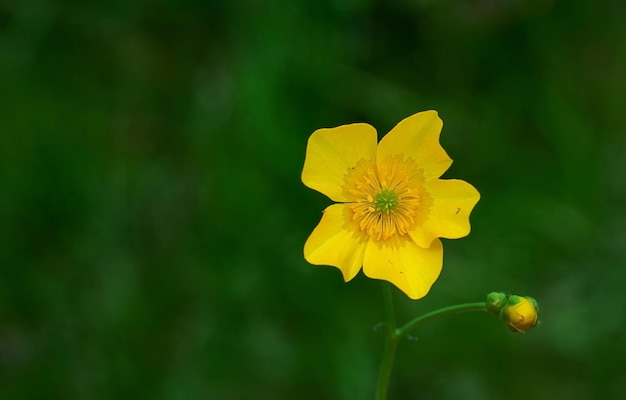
[[503, 296, 539, 333]]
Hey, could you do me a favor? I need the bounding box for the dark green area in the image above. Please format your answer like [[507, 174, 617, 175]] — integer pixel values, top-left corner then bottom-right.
[[2, 1, 625, 399]]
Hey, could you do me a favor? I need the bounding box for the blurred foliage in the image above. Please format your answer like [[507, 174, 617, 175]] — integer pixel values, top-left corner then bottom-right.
[[1, 0, 626, 399]]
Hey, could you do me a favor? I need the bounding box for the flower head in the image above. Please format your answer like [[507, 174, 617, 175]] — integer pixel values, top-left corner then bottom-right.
[[302, 111, 479, 299]]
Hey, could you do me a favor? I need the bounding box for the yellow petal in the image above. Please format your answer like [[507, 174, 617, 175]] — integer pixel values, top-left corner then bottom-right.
[[377, 110, 452, 179], [304, 204, 368, 281], [410, 179, 480, 248], [302, 123, 378, 202], [362, 239, 443, 300]]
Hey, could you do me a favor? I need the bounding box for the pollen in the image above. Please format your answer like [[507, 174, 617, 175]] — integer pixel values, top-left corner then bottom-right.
[[343, 155, 432, 243]]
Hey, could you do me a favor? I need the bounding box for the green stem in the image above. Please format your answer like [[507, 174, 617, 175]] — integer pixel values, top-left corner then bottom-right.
[[375, 283, 400, 400], [397, 302, 487, 337], [375, 288, 488, 400]]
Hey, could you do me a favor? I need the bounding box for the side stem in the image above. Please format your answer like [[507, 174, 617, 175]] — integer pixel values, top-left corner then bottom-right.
[[397, 302, 487, 337]]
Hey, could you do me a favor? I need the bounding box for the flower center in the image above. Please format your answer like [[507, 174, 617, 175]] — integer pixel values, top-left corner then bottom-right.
[[342, 155, 432, 244], [375, 190, 399, 213]]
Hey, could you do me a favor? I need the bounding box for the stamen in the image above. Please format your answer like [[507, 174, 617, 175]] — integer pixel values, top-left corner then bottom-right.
[[342, 156, 432, 245]]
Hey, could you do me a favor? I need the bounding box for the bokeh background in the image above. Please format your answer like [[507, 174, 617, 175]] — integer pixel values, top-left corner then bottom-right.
[[1, 0, 625, 399]]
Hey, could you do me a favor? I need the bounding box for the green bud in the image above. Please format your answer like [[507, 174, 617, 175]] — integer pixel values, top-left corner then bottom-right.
[[486, 292, 508, 315]]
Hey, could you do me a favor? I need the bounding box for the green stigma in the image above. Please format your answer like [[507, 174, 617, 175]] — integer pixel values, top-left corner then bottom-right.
[[374, 190, 399, 213]]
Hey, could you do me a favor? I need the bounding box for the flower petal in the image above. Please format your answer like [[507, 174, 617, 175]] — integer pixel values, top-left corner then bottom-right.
[[302, 123, 377, 202], [304, 204, 368, 281], [410, 179, 480, 248], [377, 110, 452, 179], [362, 239, 443, 300]]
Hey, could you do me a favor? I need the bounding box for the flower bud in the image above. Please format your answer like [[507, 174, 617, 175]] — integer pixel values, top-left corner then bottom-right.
[[485, 292, 508, 315], [502, 295, 539, 333]]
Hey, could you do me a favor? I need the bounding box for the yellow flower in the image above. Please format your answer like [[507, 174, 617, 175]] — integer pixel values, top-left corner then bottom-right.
[[503, 296, 539, 333], [302, 110, 480, 299]]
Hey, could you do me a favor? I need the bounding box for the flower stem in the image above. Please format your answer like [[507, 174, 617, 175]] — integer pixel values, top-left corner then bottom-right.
[[375, 293, 488, 399], [376, 283, 400, 400], [397, 302, 487, 337]]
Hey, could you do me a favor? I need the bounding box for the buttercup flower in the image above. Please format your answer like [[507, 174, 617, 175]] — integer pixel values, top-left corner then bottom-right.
[[302, 111, 480, 299]]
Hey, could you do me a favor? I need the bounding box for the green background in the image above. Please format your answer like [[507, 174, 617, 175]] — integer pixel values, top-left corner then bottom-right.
[[1, 1, 625, 399]]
